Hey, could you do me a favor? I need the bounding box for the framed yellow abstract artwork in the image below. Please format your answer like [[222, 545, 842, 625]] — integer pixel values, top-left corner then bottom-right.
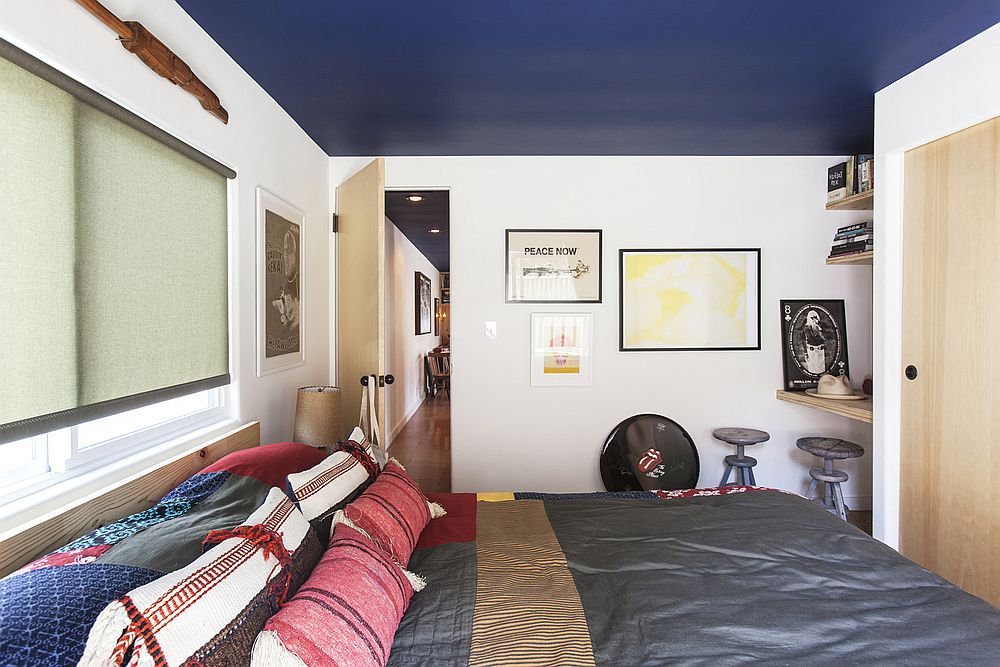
[[530, 313, 594, 386], [619, 249, 760, 351]]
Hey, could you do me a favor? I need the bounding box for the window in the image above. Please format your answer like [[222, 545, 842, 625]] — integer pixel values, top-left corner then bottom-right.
[[0, 388, 224, 503], [0, 40, 235, 455]]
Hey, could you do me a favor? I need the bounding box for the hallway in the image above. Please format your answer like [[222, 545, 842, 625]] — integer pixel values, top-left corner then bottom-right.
[[389, 394, 451, 493]]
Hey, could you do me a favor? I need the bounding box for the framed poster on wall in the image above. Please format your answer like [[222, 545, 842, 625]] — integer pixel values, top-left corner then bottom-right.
[[415, 271, 432, 335], [256, 187, 306, 376], [506, 229, 602, 303], [619, 248, 761, 351], [530, 313, 594, 386], [779, 299, 850, 390]]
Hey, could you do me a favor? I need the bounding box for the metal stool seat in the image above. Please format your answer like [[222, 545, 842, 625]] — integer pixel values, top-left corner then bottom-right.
[[796, 437, 864, 520], [715, 428, 769, 487]]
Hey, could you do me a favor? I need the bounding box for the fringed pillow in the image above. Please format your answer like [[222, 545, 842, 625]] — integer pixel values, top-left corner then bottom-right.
[[285, 430, 379, 544], [251, 522, 423, 667], [333, 459, 445, 568], [78, 488, 322, 667]]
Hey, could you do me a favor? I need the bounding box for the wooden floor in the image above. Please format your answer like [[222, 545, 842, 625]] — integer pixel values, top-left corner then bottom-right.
[[848, 510, 873, 536], [389, 394, 451, 493]]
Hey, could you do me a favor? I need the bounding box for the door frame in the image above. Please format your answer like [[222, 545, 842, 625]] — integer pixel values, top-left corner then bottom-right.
[[382, 186, 452, 449], [873, 33, 1000, 549]]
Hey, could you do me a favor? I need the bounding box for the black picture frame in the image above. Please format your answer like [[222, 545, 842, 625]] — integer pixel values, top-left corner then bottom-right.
[[505, 229, 603, 303], [779, 299, 850, 391], [618, 248, 762, 351], [415, 271, 432, 335], [433, 297, 440, 336]]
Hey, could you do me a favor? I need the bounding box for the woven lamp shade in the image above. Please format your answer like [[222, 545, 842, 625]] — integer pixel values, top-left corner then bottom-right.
[[293, 386, 343, 447]]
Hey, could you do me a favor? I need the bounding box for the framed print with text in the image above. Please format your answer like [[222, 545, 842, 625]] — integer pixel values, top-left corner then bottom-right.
[[506, 229, 602, 303]]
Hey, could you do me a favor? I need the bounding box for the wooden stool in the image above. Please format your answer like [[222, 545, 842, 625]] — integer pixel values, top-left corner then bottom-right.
[[796, 437, 864, 521], [714, 428, 769, 487]]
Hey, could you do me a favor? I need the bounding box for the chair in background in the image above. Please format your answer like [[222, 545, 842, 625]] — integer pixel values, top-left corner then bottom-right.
[[427, 352, 451, 398], [714, 427, 769, 486], [795, 437, 865, 521]]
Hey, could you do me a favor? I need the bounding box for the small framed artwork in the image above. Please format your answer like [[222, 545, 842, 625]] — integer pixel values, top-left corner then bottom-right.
[[256, 186, 305, 377], [506, 229, 602, 303], [415, 271, 432, 335], [433, 297, 440, 336], [780, 299, 850, 391], [619, 248, 761, 351], [530, 313, 594, 387]]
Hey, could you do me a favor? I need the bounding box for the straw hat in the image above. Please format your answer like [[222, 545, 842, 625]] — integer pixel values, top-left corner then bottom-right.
[[805, 374, 862, 400]]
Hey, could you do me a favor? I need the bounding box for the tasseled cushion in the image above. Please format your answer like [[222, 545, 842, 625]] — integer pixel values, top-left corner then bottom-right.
[[251, 522, 422, 667], [333, 458, 445, 568]]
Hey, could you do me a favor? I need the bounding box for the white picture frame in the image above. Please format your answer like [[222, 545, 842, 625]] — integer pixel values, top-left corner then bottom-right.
[[530, 313, 594, 387], [256, 186, 306, 377]]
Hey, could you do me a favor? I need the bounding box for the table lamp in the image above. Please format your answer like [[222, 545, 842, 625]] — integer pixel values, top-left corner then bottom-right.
[[292, 386, 343, 448]]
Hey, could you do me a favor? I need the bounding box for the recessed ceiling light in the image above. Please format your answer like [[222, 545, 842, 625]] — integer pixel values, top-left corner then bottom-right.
[[429, 228, 441, 234], [406, 194, 424, 202]]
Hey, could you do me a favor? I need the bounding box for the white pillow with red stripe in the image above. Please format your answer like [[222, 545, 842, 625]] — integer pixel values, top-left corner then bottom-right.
[[78, 488, 319, 666], [285, 428, 378, 543]]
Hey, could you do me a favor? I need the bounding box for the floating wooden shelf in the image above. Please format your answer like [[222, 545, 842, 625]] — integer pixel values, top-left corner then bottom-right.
[[826, 250, 873, 266], [776, 390, 873, 424], [826, 189, 873, 211]]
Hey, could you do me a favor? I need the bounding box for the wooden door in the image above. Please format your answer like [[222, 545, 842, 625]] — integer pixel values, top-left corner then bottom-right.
[[336, 159, 386, 440], [900, 117, 1000, 605]]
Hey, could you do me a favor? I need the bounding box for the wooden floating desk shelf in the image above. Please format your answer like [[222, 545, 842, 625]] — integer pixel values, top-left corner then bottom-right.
[[826, 190, 874, 211], [826, 250, 873, 266], [776, 390, 873, 424]]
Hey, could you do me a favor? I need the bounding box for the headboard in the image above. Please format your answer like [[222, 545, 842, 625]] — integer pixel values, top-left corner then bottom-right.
[[0, 421, 260, 577]]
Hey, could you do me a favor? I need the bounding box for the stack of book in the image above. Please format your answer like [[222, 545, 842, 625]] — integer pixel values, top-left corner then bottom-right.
[[827, 154, 874, 203], [829, 221, 873, 259]]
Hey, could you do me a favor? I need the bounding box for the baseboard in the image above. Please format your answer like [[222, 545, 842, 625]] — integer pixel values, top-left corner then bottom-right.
[[390, 394, 426, 442]]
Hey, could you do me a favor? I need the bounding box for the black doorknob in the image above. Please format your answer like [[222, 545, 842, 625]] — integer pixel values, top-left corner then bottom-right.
[[905, 365, 918, 380], [383, 374, 395, 385]]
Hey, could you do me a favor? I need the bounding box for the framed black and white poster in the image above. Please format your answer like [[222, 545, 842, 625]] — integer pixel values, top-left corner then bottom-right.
[[256, 187, 305, 377], [415, 271, 432, 335], [780, 299, 850, 391], [505, 229, 602, 303]]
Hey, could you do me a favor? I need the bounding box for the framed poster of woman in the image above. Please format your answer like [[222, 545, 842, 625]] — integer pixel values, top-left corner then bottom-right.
[[780, 299, 850, 391]]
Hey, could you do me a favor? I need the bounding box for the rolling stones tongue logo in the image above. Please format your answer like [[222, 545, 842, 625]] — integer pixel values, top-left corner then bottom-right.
[[637, 448, 662, 473]]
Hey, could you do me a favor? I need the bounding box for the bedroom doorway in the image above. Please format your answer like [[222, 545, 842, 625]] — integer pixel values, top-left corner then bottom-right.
[[383, 189, 451, 492]]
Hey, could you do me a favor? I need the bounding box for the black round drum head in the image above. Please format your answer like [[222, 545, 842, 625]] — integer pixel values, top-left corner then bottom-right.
[[600, 414, 699, 491]]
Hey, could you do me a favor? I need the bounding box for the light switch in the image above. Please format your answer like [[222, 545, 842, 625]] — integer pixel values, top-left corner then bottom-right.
[[484, 321, 498, 340]]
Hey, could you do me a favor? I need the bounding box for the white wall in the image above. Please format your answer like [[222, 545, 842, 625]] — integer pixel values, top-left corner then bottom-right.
[[381, 157, 873, 500], [384, 219, 441, 441], [872, 22, 1000, 547], [0, 2, 331, 459]]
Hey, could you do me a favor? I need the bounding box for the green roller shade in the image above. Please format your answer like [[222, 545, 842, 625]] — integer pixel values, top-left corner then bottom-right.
[[0, 41, 232, 445]]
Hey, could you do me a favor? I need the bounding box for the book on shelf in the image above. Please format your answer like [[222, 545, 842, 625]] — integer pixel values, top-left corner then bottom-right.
[[827, 162, 848, 203], [856, 154, 874, 192], [829, 242, 873, 257], [827, 155, 874, 202], [837, 221, 872, 235], [833, 233, 873, 246]]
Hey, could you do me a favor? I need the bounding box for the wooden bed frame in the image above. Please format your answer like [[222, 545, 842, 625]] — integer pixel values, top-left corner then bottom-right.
[[0, 421, 260, 577]]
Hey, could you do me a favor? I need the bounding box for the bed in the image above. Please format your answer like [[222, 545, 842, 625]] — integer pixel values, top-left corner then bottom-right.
[[2, 435, 999, 666], [392, 489, 1000, 665]]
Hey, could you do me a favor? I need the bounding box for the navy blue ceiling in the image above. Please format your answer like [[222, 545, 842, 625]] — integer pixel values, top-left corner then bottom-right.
[[386, 191, 450, 272], [178, 1, 1000, 155]]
